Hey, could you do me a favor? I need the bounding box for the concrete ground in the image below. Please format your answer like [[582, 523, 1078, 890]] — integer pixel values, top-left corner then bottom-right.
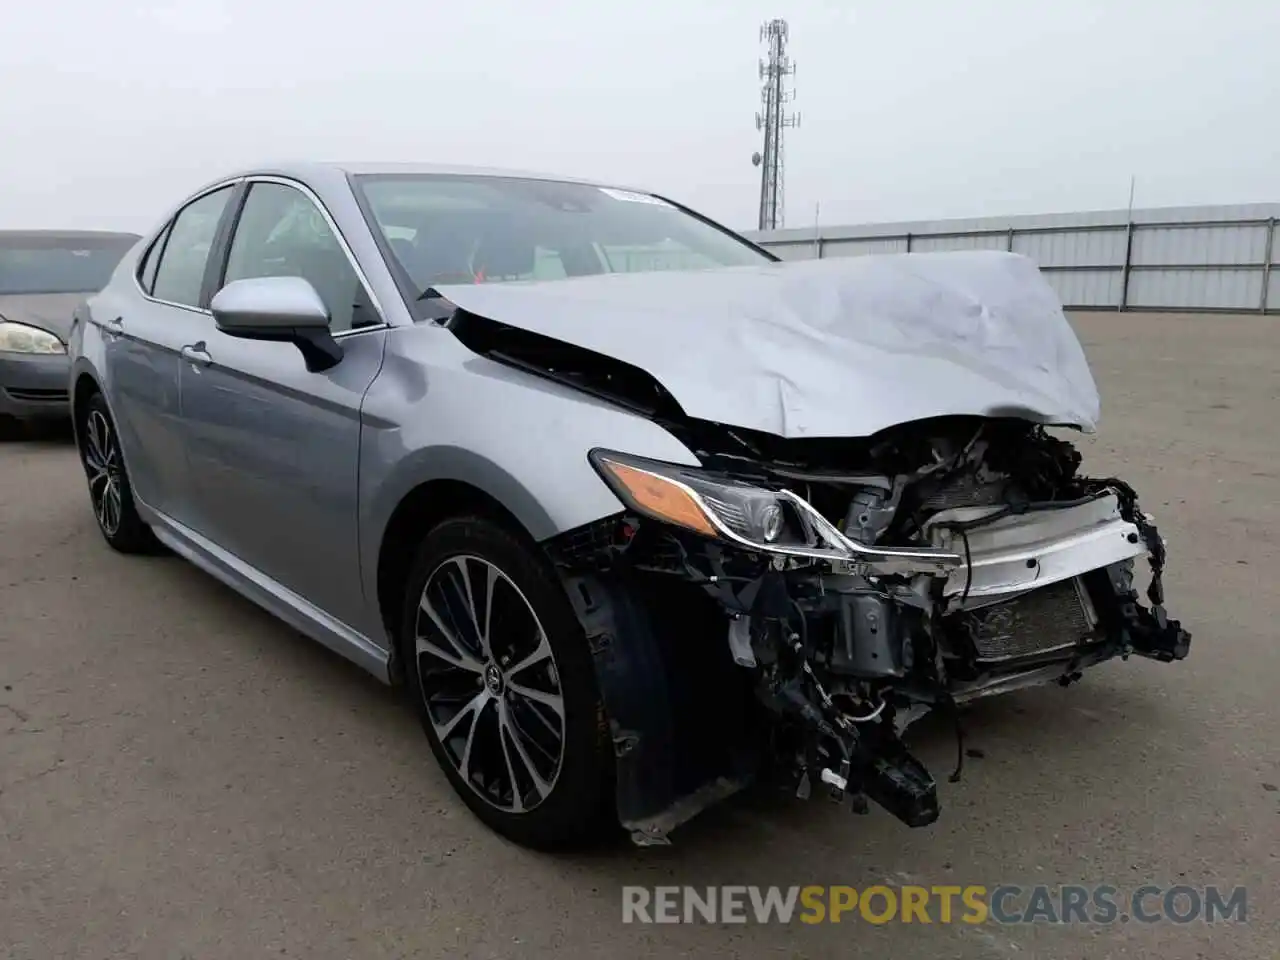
[[1, 311, 1277, 959]]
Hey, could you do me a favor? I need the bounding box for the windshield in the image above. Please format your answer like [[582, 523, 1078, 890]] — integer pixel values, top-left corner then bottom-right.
[[353, 174, 774, 293], [0, 235, 137, 295]]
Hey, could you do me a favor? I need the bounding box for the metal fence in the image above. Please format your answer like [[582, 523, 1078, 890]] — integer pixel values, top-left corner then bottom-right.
[[744, 203, 1280, 313]]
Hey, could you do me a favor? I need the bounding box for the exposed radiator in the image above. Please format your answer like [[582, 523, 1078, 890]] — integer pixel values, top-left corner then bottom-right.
[[961, 577, 1097, 663]]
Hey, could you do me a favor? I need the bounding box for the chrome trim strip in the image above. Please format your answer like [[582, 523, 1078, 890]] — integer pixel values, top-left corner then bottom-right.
[[136, 298, 211, 316], [333, 323, 390, 340]]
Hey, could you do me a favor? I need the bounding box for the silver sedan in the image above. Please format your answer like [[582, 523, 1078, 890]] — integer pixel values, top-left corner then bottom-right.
[[68, 162, 1190, 850]]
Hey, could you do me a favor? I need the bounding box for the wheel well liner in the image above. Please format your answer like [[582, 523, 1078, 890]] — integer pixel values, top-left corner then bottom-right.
[[72, 372, 100, 423], [562, 570, 760, 838]]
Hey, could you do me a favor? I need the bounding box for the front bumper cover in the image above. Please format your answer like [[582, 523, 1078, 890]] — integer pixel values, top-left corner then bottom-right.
[[0, 351, 71, 421]]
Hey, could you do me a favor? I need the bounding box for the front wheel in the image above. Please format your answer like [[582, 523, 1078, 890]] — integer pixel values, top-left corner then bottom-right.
[[77, 391, 160, 554], [400, 515, 615, 850]]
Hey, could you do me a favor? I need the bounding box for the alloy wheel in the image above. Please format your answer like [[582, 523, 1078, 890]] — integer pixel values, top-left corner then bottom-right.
[[82, 409, 124, 537], [415, 555, 567, 813]]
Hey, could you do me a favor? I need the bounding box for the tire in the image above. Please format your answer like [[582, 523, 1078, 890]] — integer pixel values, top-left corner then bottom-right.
[[400, 514, 615, 850], [77, 391, 161, 554]]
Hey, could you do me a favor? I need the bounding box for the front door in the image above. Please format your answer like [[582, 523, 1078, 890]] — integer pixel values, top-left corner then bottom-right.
[[178, 179, 387, 632]]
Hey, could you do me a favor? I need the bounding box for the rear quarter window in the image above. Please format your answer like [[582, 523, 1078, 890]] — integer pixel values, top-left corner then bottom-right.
[[136, 222, 173, 295]]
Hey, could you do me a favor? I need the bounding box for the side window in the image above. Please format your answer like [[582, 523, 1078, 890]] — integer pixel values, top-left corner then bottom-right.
[[137, 221, 172, 295], [151, 186, 233, 307], [222, 182, 371, 334]]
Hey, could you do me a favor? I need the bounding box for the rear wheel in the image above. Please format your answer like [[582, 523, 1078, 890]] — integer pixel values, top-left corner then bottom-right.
[[77, 391, 160, 554], [400, 515, 614, 849]]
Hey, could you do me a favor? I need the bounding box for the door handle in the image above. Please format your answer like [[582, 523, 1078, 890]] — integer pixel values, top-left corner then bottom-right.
[[181, 343, 213, 367], [104, 316, 124, 335]]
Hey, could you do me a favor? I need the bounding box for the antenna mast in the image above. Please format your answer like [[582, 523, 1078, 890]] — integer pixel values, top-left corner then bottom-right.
[[752, 19, 799, 231]]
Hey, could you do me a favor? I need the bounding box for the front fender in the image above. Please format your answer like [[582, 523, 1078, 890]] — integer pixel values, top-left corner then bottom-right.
[[68, 302, 107, 447], [367, 443, 564, 545], [359, 329, 757, 837], [357, 327, 703, 627]]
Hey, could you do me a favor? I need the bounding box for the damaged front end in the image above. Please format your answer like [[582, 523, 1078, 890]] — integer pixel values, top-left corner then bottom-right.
[[546, 416, 1191, 845]]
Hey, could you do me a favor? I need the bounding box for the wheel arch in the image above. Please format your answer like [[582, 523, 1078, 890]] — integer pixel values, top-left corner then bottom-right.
[[366, 435, 640, 664], [69, 367, 112, 460], [367, 445, 759, 841], [71, 369, 102, 430], [374, 473, 554, 681]]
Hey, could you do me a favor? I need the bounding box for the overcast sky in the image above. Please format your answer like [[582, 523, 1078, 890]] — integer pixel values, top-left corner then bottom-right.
[[2, 1, 1275, 234]]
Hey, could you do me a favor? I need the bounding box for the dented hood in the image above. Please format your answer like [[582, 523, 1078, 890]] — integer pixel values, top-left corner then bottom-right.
[[434, 250, 1101, 439]]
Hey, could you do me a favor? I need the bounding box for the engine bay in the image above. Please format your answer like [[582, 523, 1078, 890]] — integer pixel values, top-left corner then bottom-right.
[[548, 415, 1192, 843]]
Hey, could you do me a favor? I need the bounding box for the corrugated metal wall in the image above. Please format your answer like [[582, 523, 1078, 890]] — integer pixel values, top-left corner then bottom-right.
[[744, 203, 1280, 312]]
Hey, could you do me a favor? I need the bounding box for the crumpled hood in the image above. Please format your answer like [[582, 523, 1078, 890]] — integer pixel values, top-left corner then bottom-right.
[[0, 293, 85, 343], [434, 250, 1101, 439]]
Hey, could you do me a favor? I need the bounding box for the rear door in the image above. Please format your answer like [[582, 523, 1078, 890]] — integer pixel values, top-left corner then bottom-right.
[[178, 177, 387, 630], [102, 184, 237, 521]]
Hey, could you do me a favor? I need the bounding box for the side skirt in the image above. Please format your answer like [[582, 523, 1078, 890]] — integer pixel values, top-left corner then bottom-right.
[[139, 503, 393, 682]]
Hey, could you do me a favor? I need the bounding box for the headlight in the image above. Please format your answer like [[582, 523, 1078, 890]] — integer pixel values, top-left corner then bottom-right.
[[589, 449, 967, 574], [589, 449, 809, 548], [0, 320, 65, 355]]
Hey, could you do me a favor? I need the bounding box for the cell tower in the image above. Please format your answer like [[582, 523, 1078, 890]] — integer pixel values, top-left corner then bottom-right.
[[752, 18, 799, 231]]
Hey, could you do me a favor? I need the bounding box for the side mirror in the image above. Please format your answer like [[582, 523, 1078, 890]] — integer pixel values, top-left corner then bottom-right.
[[210, 276, 343, 372]]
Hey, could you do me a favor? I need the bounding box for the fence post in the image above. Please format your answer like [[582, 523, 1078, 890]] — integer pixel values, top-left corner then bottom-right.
[[1119, 220, 1135, 311], [905, 232, 912, 253], [1261, 218, 1275, 314], [1007, 228, 1014, 252]]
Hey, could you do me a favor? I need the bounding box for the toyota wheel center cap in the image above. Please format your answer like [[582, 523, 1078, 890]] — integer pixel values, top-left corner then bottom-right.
[[484, 662, 504, 696]]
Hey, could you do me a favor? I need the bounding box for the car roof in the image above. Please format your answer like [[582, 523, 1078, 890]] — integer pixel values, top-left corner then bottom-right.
[[212, 160, 652, 195]]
